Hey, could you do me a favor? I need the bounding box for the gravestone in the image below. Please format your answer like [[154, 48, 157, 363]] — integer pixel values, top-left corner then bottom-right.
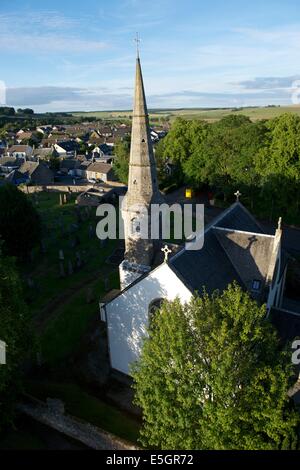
[[100, 238, 108, 248], [27, 277, 35, 289], [86, 287, 94, 304], [75, 251, 82, 269], [36, 351, 43, 367], [59, 262, 65, 278], [59, 249, 64, 261], [88, 224, 94, 239], [75, 207, 82, 224], [40, 240, 47, 254], [75, 235, 80, 247], [104, 277, 110, 292], [63, 194, 67, 204], [68, 260, 73, 275], [59, 194, 63, 206], [70, 223, 79, 233], [70, 238, 76, 249]]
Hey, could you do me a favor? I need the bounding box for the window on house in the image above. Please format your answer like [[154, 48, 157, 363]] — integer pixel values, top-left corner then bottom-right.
[[252, 279, 261, 291]]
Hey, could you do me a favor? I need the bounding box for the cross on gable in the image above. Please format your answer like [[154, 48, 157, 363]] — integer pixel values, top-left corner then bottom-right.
[[234, 190, 242, 202], [161, 244, 172, 263]]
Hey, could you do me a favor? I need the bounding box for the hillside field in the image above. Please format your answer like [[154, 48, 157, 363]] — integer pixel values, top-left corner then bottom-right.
[[70, 105, 300, 123]]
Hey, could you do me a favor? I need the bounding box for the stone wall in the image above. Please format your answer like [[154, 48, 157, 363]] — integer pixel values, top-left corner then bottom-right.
[[17, 396, 139, 450], [19, 181, 126, 195], [19, 184, 92, 194]]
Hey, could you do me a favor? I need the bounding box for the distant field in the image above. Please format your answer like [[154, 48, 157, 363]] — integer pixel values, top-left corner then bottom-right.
[[71, 105, 300, 122]]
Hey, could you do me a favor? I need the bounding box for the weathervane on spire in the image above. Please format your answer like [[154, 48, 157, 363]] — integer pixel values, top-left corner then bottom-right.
[[134, 32, 140, 58]]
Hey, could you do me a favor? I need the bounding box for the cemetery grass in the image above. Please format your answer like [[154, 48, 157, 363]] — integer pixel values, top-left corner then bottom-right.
[[25, 380, 140, 444], [25, 191, 118, 317], [23, 192, 119, 363], [40, 273, 119, 364]]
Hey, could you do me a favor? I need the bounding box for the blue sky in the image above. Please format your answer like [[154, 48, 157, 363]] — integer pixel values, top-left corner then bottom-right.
[[1, 0, 300, 111]]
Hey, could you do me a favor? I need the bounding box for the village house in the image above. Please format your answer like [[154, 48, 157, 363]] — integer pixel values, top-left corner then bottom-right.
[[59, 159, 81, 176], [53, 140, 79, 157], [18, 161, 54, 185], [33, 148, 54, 160], [0, 156, 22, 174], [7, 145, 33, 159], [86, 162, 116, 183]]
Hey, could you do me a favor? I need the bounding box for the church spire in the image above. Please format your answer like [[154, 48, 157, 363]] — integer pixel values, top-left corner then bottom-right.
[[125, 48, 160, 209], [119, 50, 162, 288]]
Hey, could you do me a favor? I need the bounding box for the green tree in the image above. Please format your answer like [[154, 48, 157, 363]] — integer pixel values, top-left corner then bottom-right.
[[132, 284, 299, 450], [0, 252, 33, 430], [0, 184, 41, 260], [113, 136, 131, 183]]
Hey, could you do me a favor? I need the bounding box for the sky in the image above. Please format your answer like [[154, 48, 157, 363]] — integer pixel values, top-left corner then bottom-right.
[[1, 0, 300, 112]]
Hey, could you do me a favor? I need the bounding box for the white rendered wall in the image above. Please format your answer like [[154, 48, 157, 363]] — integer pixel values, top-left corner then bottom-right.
[[106, 263, 192, 375]]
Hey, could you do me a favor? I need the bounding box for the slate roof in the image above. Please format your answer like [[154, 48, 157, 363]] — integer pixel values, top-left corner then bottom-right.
[[0, 157, 22, 168], [213, 227, 274, 295], [19, 161, 40, 175], [8, 145, 32, 154], [60, 159, 80, 170], [170, 202, 274, 296], [215, 203, 264, 233], [5, 169, 27, 183], [87, 162, 113, 174], [170, 228, 244, 294]]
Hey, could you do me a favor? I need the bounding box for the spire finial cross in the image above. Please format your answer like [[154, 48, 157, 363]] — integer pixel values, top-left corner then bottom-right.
[[134, 32, 140, 58], [161, 244, 172, 263], [234, 190, 242, 202]]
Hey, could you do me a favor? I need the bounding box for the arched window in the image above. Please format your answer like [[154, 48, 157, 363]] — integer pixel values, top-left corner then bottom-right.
[[148, 298, 165, 326], [131, 217, 141, 235]]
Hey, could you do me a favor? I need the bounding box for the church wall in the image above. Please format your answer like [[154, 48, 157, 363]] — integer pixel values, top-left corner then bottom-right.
[[106, 263, 192, 376], [267, 243, 282, 311]]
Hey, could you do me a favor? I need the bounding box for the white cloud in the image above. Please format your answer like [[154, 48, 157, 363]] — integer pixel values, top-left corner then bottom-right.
[[0, 10, 107, 53]]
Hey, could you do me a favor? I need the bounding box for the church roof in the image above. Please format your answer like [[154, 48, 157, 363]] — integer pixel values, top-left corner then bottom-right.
[[170, 228, 243, 295], [215, 202, 264, 233], [105, 202, 281, 305], [170, 202, 276, 297]]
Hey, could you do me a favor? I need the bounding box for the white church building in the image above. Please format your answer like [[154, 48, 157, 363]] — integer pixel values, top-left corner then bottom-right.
[[100, 54, 287, 377]]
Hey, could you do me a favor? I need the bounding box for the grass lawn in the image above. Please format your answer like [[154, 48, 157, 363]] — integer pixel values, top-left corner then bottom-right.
[[25, 380, 140, 444]]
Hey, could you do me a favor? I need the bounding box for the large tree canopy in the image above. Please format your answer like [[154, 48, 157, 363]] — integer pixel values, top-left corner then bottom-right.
[[0, 252, 33, 430], [157, 113, 300, 224], [132, 284, 300, 450], [0, 184, 41, 260]]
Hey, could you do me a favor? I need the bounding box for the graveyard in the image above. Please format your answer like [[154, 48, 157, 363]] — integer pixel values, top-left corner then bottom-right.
[[18, 191, 140, 445]]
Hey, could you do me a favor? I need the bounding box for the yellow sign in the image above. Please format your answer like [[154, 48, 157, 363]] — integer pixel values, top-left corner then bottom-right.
[[185, 188, 193, 199]]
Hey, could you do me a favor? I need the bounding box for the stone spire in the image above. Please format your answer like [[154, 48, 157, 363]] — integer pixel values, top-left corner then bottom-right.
[[125, 57, 160, 207], [120, 54, 162, 288]]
